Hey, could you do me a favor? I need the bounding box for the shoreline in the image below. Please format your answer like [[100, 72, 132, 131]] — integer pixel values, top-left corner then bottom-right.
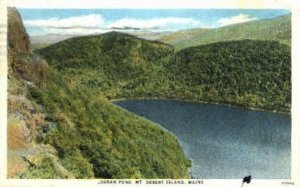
[[112, 101, 193, 179], [110, 96, 291, 116], [111, 96, 290, 179]]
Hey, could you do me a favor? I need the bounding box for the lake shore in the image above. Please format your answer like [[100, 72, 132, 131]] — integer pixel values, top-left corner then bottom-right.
[[113, 98, 291, 178], [110, 96, 290, 116]]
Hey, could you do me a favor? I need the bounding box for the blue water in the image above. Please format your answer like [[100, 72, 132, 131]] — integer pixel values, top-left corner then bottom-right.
[[115, 99, 291, 179]]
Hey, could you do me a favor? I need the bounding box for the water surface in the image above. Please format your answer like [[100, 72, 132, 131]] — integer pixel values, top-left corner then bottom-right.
[[115, 99, 291, 179]]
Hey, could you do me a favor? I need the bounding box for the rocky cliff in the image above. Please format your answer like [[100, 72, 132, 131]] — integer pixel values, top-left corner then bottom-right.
[[7, 7, 73, 178], [8, 7, 31, 54]]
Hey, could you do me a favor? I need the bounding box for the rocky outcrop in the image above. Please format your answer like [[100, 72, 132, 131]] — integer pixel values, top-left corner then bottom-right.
[[8, 7, 31, 54], [7, 7, 70, 178], [8, 7, 49, 82]]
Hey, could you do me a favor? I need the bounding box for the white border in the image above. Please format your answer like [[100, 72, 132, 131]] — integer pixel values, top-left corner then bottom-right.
[[291, 6, 300, 183], [7, 0, 300, 9], [1, 0, 300, 187], [0, 0, 7, 181]]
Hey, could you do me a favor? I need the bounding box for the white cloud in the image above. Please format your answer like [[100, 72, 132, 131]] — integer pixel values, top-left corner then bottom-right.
[[109, 17, 201, 30], [217, 14, 257, 27], [24, 15, 201, 35], [24, 14, 104, 28], [44, 28, 109, 35]]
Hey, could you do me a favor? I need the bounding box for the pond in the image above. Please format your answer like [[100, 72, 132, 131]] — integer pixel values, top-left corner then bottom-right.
[[114, 99, 291, 179]]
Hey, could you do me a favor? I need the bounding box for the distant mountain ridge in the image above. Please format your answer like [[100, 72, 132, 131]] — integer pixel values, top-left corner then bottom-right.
[[169, 14, 291, 50], [29, 14, 291, 51], [30, 34, 78, 50]]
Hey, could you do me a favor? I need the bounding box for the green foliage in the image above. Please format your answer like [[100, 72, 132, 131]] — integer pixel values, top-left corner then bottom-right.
[[61, 148, 94, 178], [28, 65, 191, 178], [32, 32, 290, 179], [36, 32, 291, 113], [36, 32, 176, 100], [173, 40, 291, 113], [20, 157, 68, 179]]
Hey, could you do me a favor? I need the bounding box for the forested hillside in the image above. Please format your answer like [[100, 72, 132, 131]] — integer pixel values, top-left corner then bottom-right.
[[37, 34, 291, 113], [36, 32, 175, 99], [162, 14, 291, 50], [158, 28, 210, 46], [172, 40, 291, 112], [8, 8, 191, 179]]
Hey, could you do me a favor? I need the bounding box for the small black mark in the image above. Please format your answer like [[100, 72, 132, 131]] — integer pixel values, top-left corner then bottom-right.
[[241, 175, 251, 186]]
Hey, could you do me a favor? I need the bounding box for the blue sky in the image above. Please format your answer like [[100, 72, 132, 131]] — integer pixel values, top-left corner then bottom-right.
[[19, 9, 290, 36]]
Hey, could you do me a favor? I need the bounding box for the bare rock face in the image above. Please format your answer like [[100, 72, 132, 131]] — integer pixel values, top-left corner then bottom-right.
[[7, 7, 50, 82], [8, 7, 31, 54], [7, 8, 63, 178]]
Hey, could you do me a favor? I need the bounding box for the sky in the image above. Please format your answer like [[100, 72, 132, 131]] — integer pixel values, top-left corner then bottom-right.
[[18, 9, 290, 36]]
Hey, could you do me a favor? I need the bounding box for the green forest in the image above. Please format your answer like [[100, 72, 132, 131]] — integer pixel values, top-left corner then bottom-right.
[[37, 33, 291, 113], [27, 72, 191, 178]]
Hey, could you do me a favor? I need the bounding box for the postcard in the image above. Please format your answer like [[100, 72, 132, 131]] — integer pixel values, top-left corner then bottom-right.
[[0, 0, 300, 187]]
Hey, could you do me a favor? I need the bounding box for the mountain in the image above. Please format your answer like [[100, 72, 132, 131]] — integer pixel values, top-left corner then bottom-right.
[[162, 14, 291, 50], [36, 32, 177, 100], [8, 8, 191, 179], [128, 31, 171, 41], [37, 32, 291, 113], [30, 34, 78, 50], [37, 32, 173, 71], [159, 28, 211, 46], [172, 40, 291, 112], [28, 14, 290, 51], [126, 29, 209, 44]]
